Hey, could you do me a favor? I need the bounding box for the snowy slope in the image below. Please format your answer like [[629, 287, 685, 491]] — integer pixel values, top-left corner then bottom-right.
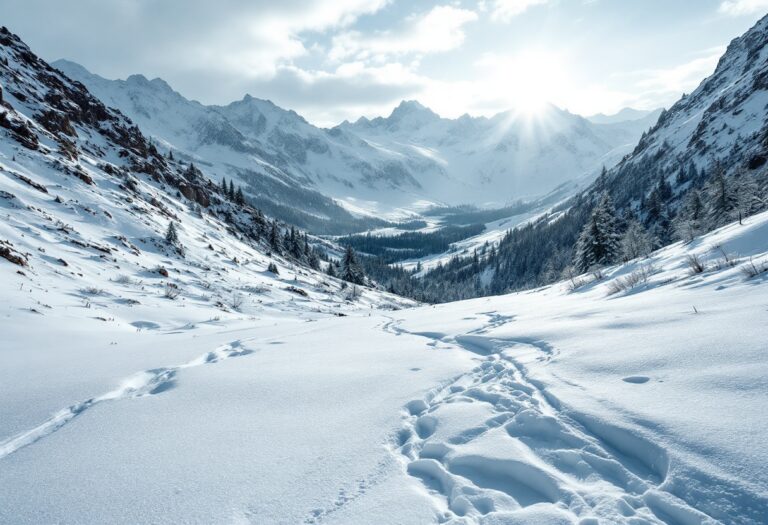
[[390, 212, 768, 524], [3, 185, 767, 524], [54, 61, 658, 217]]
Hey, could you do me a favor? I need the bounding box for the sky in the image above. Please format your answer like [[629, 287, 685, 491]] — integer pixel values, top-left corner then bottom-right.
[[2, 0, 768, 126]]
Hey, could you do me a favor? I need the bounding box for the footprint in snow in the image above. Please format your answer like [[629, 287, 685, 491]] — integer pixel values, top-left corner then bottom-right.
[[622, 375, 650, 384]]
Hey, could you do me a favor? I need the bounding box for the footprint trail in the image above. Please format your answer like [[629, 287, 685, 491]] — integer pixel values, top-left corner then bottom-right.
[[0, 341, 254, 461]]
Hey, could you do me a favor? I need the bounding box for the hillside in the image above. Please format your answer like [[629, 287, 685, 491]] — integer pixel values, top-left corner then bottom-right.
[[3, 165, 767, 523]]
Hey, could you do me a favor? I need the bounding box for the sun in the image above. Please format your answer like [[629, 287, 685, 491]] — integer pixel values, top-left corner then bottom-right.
[[503, 50, 565, 118]]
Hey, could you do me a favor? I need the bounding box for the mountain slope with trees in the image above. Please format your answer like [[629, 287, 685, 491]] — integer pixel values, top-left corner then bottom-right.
[[372, 15, 768, 302]]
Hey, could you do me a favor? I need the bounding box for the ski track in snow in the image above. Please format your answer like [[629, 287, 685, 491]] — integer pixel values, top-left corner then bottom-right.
[[0, 341, 255, 461], [386, 319, 722, 525]]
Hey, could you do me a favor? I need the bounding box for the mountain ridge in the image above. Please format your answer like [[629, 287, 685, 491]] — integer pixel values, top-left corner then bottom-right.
[[53, 59, 659, 225]]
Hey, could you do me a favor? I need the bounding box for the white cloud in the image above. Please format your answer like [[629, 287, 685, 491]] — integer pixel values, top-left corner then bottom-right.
[[632, 47, 724, 96], [490, 0, 550, 22], [241, 62, 428, 126], [2, 0, 391, 81], [718, 0, 768, 16], [329, 5, 478, 61]]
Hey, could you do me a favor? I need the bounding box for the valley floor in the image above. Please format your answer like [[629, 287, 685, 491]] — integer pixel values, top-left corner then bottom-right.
[[2, 213, 768, 524]]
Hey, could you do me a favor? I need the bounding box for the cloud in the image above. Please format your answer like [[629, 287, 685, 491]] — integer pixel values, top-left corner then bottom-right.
[[329, 5, 478, 61], [718, 0, 768, 15], [2, 0, 390, 80], [632, 47, 725, 96], [592, 47, 726, 113], [239, 62, 427, 126], [490, 0, 550, 22]]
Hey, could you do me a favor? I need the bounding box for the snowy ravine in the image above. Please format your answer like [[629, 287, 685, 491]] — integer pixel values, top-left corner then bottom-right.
[[2, 210, 768, 523]]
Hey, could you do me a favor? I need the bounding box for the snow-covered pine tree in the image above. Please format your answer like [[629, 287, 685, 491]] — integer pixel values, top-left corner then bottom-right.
[[705, 167, 738, 229], [228, 180, 236, 200], [734, 173, 763, 224], [341, 246, 365, 285], [620, 219, 654, 261], [674, 188, 705, 241], [574, 193, 620, 273], [165, 221, 179, 245], [308, 250, 320, 270]]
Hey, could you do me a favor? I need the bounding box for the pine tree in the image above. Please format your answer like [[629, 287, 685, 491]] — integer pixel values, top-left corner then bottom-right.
[[657, 176, 673, 201], [574, 193, 620, 272], [674, 188, 705, 241], [165, 221, 179, 245], [644, 190, 662, 226], [705, 169, 737, 229], [269, 221, 281, 253], [228, 180, 236, 200], [327, 261, 337, 278], [235, 187, 245, 205], [220, 177, 228, 194], [734, 174, 762, 224], [341, 246, 365, 285], [308, 250, 320, 270], [596, 165, 608, 192]]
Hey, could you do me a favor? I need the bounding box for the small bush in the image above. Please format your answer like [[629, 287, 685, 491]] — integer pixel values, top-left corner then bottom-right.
[[607, 264, 656, 295], [164, 282, 180, 300], [241, 284, 269, 294], [741, 258, 768, 279], [267, 262, 279, 275], [285, 285, 308, 297], [229, 292, 244, 310], [80, 286, 104, 295], [113, 274, 135, 285], [686, 254, 706, 275]]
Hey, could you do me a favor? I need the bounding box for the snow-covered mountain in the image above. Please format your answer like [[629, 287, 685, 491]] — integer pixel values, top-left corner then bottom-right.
[[54, 61, 659, 224], [338, 101, 660, 205], [0, 26, 404, 319], [614, 15, 768, 182], [587, 107, 663, 124]]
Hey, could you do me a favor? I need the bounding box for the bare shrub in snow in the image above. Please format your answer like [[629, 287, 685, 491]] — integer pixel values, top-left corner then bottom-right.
[[607, 264, 656, 295], [113, 274, 135, 285], [711, 246, 738, 270], [741, 258, 768, 279], [686, 254, 706, 275], [229, 292, 244, 310], [164, 283, 180, 300], [80, 286, 104, 295], [241, 284, 269, 294]]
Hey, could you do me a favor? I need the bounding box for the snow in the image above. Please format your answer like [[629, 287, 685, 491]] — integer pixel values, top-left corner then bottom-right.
[[3, 146, 768, 524], [2, 22, 767, 525]]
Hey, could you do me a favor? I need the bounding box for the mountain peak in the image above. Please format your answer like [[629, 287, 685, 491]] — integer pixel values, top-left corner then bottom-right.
[[51, 58, 93, 80], [389, 100, 438, 121]]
